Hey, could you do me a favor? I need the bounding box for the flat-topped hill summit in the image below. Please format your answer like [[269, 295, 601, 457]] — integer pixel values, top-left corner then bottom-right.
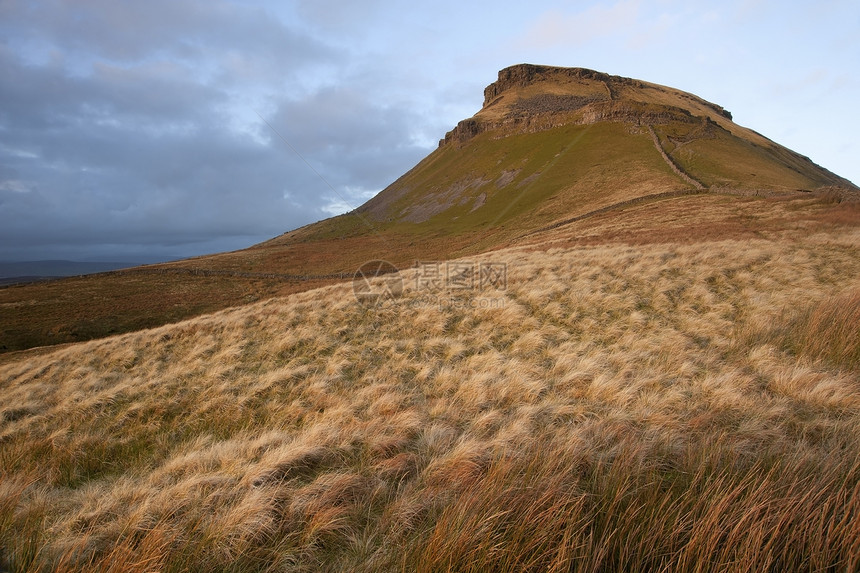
[[441, 63, 734, 145], [485, 64, 733, 119]]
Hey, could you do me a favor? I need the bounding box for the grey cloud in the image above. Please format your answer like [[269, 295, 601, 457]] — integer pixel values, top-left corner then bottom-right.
[[293, 0, 386, 34], [0, 1, 440, 262], [4, 0, 335, 68], [266, 84, 440, 192]]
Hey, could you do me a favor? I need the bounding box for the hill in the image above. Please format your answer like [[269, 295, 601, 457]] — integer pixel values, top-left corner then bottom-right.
[[0, 261, 143, 280], [353, 64, 850, 231], [0, 261, 145, 287], [1, 64, 856, 354]]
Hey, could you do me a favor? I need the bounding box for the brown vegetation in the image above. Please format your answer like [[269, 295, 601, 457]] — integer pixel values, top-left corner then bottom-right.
[[747, 287, 860, 371], [2, 216, 859, 571]]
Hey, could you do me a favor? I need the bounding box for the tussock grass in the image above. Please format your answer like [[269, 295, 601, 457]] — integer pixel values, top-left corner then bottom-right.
[[401, 436, 860, 572], [2, 227, 860, 571], [748, 288, 860, 371]]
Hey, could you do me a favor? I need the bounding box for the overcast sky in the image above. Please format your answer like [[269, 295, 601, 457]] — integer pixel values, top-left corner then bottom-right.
[[1, 0, 857, 262]]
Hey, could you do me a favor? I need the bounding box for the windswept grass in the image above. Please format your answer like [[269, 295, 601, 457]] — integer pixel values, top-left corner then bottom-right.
[[747, 287, 860, 371], [402, 436, 860, 572], [1, 225, 860, 571]]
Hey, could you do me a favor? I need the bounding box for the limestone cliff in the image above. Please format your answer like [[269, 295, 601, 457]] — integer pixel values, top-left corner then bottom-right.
[[440, 64, 734, 147]]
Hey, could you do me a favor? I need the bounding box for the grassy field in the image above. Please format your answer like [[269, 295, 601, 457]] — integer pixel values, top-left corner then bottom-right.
[[2, 193, 859, 571]]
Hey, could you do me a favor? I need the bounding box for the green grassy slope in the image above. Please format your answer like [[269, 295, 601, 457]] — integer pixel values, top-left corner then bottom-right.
[[654, 124, 830, 190], [358, 122, 683, 233]]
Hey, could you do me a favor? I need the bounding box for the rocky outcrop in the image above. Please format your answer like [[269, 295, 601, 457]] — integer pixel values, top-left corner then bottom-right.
[[509, 94, 606, 116], [484, 64, 733, 120], [578, 101, 697, 126], [438, 64, 736, 148], [482, 64, 641, 106], [439, 118, 486, 147], [438, 100, 712, 147]]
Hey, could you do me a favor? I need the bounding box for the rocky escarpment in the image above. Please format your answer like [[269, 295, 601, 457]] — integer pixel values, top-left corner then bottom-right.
[[482, 64, 632, 105], [440, 118, 487, 146], [440, 64, 733, 147], [439, 99, 723, 147]]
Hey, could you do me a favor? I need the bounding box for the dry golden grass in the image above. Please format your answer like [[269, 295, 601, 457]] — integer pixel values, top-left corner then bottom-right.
[[1, 222, 860, 571], [746, 288, 860, 371]]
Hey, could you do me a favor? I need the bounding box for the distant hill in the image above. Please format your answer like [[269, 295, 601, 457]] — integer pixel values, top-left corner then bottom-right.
[[0, 260, 139, 283]]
